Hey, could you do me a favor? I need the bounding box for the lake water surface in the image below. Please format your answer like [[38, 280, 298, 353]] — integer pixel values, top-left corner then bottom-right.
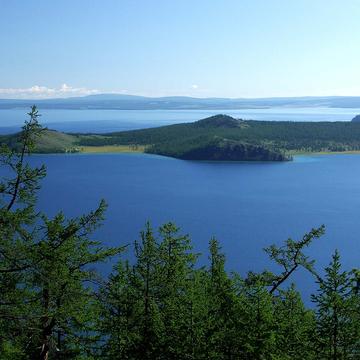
[[27, 152, 360, 302]]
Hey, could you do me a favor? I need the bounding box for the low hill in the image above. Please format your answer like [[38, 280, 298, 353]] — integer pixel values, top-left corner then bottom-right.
[[352, 115, 360, 122], [1, 130, 78, 153], [34, 130, 79, 153]]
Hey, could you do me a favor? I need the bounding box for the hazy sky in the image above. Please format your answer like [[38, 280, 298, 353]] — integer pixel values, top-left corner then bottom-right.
[[1, 0, 360, 98]]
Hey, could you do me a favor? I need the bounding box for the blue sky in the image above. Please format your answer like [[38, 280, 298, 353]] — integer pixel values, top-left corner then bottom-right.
[[1, 0, 359, 98]]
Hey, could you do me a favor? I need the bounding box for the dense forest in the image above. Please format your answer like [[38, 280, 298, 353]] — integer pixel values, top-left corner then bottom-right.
[[0, 108, 359, 359]]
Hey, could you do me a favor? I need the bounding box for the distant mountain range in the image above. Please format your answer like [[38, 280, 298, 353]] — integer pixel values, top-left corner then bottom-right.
[[2, 94, 360, 110]]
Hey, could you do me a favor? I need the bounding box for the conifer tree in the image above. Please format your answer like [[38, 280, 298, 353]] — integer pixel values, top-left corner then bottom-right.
[[312, 250, 359, 359], [204, 238, 237, 359], [273, 284, 316, 359], [183, 267, 209, 359], [98, 260, 137, 359], [0, 106, 46, 356], [157, 222, 197, 358], [236, 278, 275, 360], [130, 222, 163, 359]]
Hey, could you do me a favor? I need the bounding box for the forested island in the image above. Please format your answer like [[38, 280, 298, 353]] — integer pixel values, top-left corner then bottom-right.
[[3, 113, 360, 161]]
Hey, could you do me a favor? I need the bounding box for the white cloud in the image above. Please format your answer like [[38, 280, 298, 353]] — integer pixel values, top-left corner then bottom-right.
[[0, 84, 100, 99], [191, 84, 199, 89]]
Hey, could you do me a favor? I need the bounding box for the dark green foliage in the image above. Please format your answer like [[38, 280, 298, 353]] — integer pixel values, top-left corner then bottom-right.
[[273, 285, 316, 360], [202, 238, 237, 359], [236, 280, 276, 359], [312, 251, 360, 359]]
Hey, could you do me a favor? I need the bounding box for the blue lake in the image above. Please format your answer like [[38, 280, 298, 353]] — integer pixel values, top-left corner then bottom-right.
[[1, 107, 360, 133], [25, 152, 360, 302]]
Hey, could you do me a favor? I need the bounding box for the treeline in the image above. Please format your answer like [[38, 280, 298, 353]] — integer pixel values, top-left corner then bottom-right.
[[0, 108, 359, 359]]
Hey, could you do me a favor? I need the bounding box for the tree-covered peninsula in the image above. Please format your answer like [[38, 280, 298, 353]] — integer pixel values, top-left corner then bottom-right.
[[4, 114, 360, 160]]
